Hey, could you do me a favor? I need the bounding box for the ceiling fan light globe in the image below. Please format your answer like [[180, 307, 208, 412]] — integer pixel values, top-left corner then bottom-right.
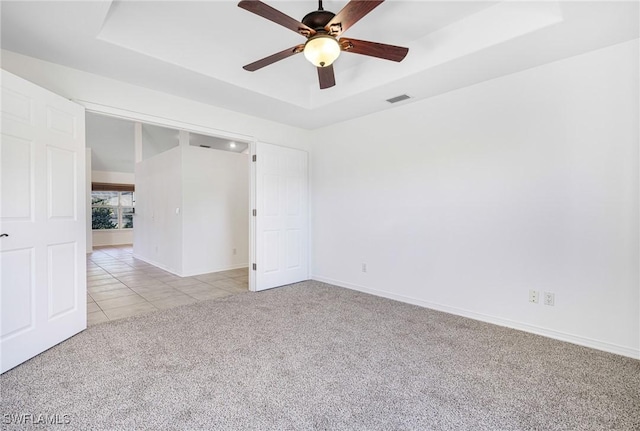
[[303, 35, 341, 68]]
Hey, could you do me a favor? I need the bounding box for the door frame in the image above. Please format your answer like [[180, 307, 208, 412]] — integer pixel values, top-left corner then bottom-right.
[[79, 101, 259, 289], [249, 141, 257, 292]]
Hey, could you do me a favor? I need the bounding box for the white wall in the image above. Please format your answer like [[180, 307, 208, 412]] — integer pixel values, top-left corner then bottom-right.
[[92, 230, 134, 247], [134, 145, 249, 276], [134, 147, 183, 274], [310, 40, 640, 358], [182, 147, 249, 276], [91, 170, 134, 184]]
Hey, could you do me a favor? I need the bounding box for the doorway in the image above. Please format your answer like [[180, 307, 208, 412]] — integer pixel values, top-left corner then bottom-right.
[[85, 112, 251, 325], [1, 71, 310, 372]]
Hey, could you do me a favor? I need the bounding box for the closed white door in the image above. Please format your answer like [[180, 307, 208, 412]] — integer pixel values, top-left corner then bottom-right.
[[1, 70, 86, 373], [253, 142, 308, 291]]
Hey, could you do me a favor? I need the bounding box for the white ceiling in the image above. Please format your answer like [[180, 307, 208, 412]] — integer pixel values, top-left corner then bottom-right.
[[2, 1, 638, 129], [190, 132, 250, 153], [86, 112, 135, 172]]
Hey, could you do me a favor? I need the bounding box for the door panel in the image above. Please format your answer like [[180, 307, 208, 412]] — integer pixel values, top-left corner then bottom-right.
[[0, 134, 33, 219], [264, 174, 279, 215], [254, 142, 308, 291], [1, 87, 33, 125], [0, 70, 86, 373], [47, 242, 77, 319], [46, 106, 77, 138], [286, 177, 301, 215], [48, 147, 76, 219], [264, 230, 280, 273], [0, 248, 35, 338], [286, 229, 301, 269]]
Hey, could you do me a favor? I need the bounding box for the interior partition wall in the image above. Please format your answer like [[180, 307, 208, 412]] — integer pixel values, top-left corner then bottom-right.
[[133, 133, 250, 277]]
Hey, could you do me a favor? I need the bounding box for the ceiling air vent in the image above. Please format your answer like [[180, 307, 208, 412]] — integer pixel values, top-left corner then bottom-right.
[[386, 94, 411, 104], [200, 145, 211, 148]]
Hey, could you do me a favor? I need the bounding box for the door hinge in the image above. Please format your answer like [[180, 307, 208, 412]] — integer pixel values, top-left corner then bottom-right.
[[252, 209, 256, 217], [252, 155, 257, 162], [252, 263, 257, 271]]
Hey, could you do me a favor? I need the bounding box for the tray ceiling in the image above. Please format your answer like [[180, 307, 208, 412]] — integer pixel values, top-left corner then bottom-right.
[[1, 1, 638, 129]]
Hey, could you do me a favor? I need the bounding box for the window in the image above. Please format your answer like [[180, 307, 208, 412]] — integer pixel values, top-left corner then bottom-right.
[[91, 191, 135, 230]]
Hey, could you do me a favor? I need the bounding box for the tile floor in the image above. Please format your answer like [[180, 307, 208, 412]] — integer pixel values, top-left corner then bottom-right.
[[87, 245, 248, 326]]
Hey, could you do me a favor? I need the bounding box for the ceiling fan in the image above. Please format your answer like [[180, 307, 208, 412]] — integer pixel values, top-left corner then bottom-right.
[[238, 0, 409, 89]]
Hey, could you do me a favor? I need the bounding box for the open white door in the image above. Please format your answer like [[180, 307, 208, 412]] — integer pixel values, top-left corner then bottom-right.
[[252, 142, 308, 291], [1, 70, 86, 373]]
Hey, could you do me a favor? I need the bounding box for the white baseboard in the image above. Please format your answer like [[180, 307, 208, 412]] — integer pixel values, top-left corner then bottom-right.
[[311, 275, 640, 360], [181, 263, 249, 278], [132, 253, 182, 277], [132, 254, 248, 278]]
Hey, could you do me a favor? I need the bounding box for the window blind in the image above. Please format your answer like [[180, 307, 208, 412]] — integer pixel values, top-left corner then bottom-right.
[[91, 183, 135, 192]]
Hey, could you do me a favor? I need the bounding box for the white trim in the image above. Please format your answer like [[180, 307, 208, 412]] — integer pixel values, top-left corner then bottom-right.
[[249, 141, 257, 292], [134, 122, 142, 164], [180, 263, 249, 278], [83, 100, 259, 284], [86, 149, 93, 253], [78, 100, 256, 144], [133, 253, 248, 278], [311, 275, 640, 360], [178, 129, 189, 148], [132, 253, 182, 277]]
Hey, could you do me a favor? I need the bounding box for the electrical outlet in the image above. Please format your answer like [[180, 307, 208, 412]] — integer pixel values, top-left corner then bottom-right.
[[529, 290, 539, 304], [361, 263, 367, 273], [233, 248, 237, 255], [544, 292, 555, 306]]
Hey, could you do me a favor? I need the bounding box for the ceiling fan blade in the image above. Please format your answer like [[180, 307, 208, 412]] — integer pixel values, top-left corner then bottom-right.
[[243, 45, 304, 71], [340, 38, 408, 62], [324, 0, 384, 37], [238, 0, 315, 37], [317, 65, 336, 89]]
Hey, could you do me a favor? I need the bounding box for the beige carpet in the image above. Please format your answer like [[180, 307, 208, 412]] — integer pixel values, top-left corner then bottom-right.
[[1, 281, 639, 430]]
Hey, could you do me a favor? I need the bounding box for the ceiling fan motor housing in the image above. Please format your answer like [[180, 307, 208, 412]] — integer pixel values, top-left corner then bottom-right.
[[302, 10, 335, 31]]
